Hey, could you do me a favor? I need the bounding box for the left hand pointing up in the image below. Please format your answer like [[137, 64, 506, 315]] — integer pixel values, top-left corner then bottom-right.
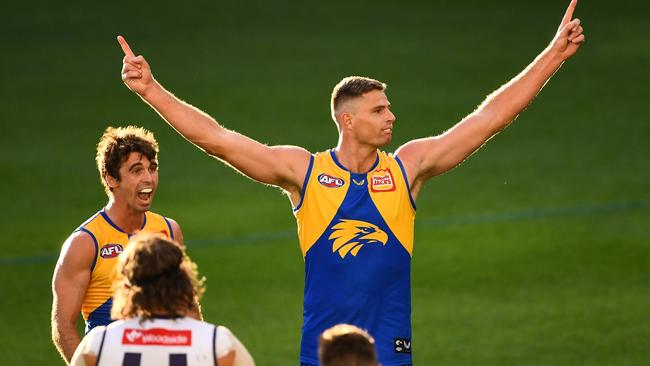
[[550, 0, 585, 60]]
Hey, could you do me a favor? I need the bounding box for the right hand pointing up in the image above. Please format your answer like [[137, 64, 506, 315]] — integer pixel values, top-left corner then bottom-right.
[[117, 35, 155, 96]]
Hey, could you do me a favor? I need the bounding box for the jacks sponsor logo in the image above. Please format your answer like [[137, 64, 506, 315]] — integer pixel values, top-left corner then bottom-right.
[[318, 173, 345, 188], [394, 338, 412, 354], [370, 168, 396, 192], [100, 244, 123, 258], [122, 328, 192, 346]]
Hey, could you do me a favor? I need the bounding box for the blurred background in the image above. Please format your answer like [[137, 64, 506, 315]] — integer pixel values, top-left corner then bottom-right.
[[1, 0, 649, 364]]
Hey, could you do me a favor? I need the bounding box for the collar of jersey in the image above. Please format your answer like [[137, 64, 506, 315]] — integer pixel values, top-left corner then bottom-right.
[[329, 149, 379, 176], [100, 208, 147, 234]]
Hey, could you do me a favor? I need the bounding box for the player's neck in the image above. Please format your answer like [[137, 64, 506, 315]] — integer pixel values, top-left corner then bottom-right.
[[334, 141, 379, 174], [104, 199, 146, 234]]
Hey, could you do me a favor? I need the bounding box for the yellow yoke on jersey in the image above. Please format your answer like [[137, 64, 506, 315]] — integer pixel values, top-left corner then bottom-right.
[[76, 209, 173, 332]]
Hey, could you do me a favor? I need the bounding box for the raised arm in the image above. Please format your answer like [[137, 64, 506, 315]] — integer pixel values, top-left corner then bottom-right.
[[117, 36, 311, 203], [396, 0, 584, 199], [51, 231, 95, 364]]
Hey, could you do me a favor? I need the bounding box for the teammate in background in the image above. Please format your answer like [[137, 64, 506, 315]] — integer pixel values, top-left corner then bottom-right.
[[319, 325, 379, 366], [70, 233, 255, 366], [52, 126, 187, 364], [117, 1, 584, 364]]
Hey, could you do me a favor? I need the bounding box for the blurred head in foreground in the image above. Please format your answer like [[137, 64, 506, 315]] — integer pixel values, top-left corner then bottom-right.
[[319, 324, 379, 366], [111, 233, 204, 320]]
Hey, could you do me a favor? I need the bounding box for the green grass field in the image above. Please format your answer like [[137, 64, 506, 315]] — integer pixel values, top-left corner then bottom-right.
[[1, 0, 649, 364]]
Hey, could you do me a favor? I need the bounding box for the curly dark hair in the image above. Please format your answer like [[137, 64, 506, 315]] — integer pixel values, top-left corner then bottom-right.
[[319, 324, 378, 366], [111, 233, 205, 321], [96, 126, 159, 196]]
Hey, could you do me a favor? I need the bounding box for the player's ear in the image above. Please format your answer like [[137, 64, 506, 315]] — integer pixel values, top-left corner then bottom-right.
[[105, 173, 119, 189], [340, 112, 354, 130]]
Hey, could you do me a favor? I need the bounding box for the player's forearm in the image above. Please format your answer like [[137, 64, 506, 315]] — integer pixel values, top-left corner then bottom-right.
[[52, 322, 82, 363], [477, 46, 565, 133], [140, 81, 226, 155]]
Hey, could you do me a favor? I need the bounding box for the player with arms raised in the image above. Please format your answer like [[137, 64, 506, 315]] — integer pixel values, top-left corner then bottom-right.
[[117, 1, 584, 364]]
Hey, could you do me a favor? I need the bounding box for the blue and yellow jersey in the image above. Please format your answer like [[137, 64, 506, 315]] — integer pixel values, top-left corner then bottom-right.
[[294, 149, 416, 366], [76, 209, 174, 333]]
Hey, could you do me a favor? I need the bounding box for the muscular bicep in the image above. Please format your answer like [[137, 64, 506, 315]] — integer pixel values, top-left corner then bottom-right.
[[397, 110, 500, 184], [52, 232, 95, 325], [51, 231, 96, 361], [203, 128, 311, 193]]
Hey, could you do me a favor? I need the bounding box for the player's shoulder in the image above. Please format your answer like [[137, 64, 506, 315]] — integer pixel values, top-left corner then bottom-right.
[[163, 216, 181, 230], [70, 209, 109, 246], [80, 324, 110, 356], [53, 227, 97, 281], [150, 212, 183, 243], [59, 228, 97, 260], [87, 324, 108, 336], [105, 319, 127, 330], [147, 211, 178, 227], [67, 229, 96, 244], [177, 317, 225, 337], [183, 316, 217, 329], [216, 324, 234, 337], [275, 144, 313, 158], [215, 325, 237, 351], [76, 209, 104, 231]]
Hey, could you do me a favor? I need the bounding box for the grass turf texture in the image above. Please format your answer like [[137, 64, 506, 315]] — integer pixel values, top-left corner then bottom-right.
[[1, 0, 649, 364]]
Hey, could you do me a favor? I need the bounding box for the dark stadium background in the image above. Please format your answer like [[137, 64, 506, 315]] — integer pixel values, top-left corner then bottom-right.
[[1, 0, 648, 364]]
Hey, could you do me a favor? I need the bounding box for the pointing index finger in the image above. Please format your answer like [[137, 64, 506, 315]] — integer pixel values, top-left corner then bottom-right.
[[561, 0, 578, 26], [117, 35, 135, 57]]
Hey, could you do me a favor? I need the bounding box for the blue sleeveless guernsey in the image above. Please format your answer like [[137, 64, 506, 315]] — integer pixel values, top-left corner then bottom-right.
[[294, 149, 416, 366]]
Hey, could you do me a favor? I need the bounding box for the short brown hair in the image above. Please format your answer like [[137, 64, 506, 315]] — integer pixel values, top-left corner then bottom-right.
[[319, 324, 379, 366], [331, 76, 386, 121], [96, 126, 159, 195], [111, 233, 205, 321]]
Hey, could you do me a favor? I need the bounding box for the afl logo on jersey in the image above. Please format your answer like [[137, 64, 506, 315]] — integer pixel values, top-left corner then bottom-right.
[[100, 244, 124, 258], [318, 173, 345, 188]]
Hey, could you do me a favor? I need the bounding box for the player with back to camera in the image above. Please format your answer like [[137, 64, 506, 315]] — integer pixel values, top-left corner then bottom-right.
[[70, 233, 255, 366], [116, 1, 584, 364]]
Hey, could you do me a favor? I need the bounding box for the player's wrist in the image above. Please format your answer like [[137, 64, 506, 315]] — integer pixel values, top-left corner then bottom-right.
[[139, 78, 162, 100]]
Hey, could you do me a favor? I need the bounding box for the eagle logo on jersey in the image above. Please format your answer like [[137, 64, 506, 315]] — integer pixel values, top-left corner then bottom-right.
[[328, 219, 388, 258]]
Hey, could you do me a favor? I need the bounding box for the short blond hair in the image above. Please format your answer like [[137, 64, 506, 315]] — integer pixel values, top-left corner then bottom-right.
[[330, 76, 386, 122]]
